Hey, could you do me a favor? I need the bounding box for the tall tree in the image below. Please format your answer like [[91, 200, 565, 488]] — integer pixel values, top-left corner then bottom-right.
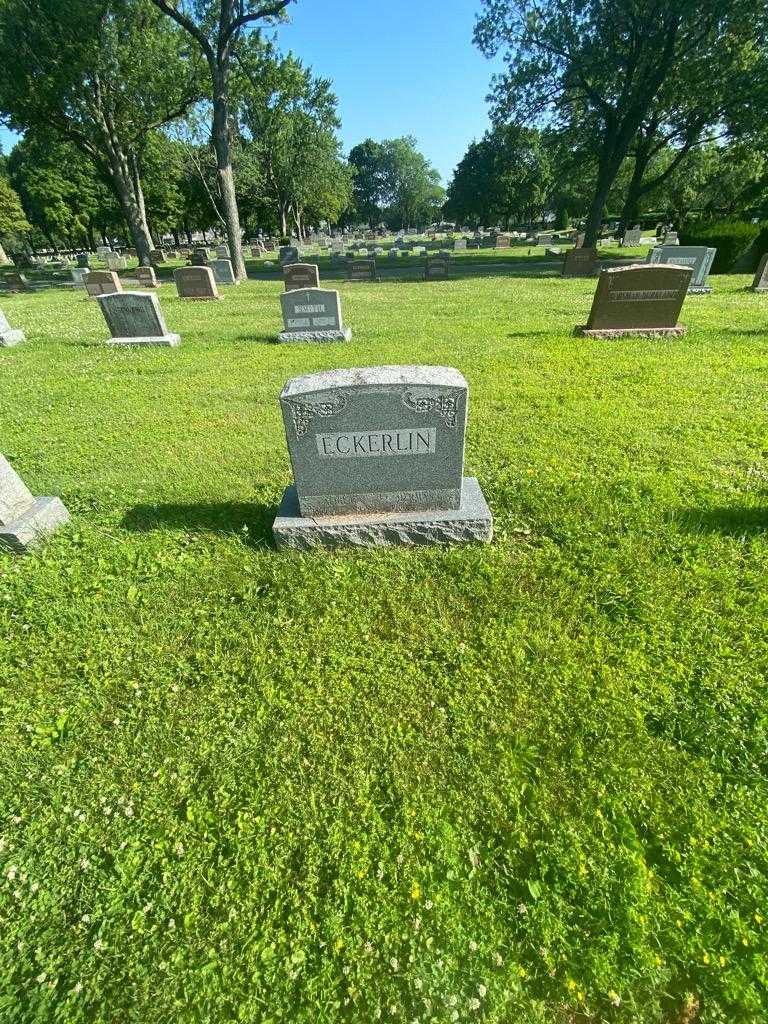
[[0, 0, 202, 263], [237, 44, 352, 237], [348, 139, 388, 225], [148, 0, 293, 280], [0, 174, 29, 263], [474, 0, 766, 246]]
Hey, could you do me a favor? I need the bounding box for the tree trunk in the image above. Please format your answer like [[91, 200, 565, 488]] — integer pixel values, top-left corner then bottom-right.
[[211, 65, 246, 280], [103, 141, 154, 265], [583, 148, 625, 247]]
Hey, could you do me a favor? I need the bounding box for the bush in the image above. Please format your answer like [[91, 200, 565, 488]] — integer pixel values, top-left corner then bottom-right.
[[679, 218, 766, 273]]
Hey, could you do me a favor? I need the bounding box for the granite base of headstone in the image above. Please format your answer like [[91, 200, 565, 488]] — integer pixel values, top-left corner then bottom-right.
[[276, 288, 351, 343], [98, 291, 180, 346], [0, 310, 24, 347], [273, 366, 493, 549], [575, 264, 691, 338], [0, 454, 70, 554]]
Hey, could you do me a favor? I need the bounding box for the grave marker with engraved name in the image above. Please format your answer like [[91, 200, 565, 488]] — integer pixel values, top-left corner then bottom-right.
[[174, 265, 220, 300], [97, 291, 180, 346], [283, 263, 320, 290], [647, 245, 715, 293], [575, 264, 691, 337], [277, 287, 351, 343]]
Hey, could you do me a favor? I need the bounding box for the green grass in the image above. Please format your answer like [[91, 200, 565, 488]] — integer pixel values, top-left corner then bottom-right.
[[1, 271, 767, 1023]]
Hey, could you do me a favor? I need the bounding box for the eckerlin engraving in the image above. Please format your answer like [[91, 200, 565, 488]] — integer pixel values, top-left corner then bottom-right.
[[316, 428, 436, 458]]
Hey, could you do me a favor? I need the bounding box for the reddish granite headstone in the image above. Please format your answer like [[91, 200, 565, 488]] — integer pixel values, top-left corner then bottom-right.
[[575, 264, 692, 337]]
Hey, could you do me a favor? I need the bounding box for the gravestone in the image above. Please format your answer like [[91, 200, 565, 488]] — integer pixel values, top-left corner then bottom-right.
[[284, 263, 320, 291], [0, 309, 25, 347], [562, 247, 598, 277], [210, 258, 237, 285], [150, 249, 167, 265], [279, 245, 299, 265], [174, 266, 220, 300], [575, 264, 691, 338], [251, 245, 264, 258], [424, 255, 450, 280], [4, 272, 32, 292], [70, 267, 89, 287], [495, 233, 512, 248], [388, 248, 399, 259], [216, 245, 230, 258], [97, 291, 180, 346], [133, 266, 158, 288], [276, 287, 351, 343], [537, 233, 554, 245], [621, 227, 642, 246], [347, 259, 379, 282], [750, 253, 768, 292], [191, 248, 209, 266], [84, 270, 122, 299], [76, 253, 91, 269], [272, 365, 493, 549], [0, 453, 70, 554], [647, 245, 715, 294], [106, 254, 127, 271], [454, 238, 467, 250], [664, 230, 679, 244]]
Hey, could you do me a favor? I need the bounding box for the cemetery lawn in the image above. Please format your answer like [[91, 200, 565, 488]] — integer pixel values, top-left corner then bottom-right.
[[2, 271, 768, 1024]]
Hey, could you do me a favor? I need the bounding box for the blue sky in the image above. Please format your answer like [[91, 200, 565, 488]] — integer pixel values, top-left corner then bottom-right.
[[1, 0, 502, 184]]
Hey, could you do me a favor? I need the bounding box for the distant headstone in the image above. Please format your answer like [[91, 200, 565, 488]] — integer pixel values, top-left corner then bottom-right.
[[174, 266, 220, 300], [150, 249, 167, 265], [277, 287, 351, 343], [647, 245, 715, 294], [621, 227, 642, 246], [76, 253, 91, 269], [537, 233, 554, 245], [575, 264, 691, 337], [284, 263, 320, 291], [215, 245, 230, 258], [495, 233, 512, 248], [347, 259, 379, 282], [97, 290, 180, 347], [272, 365, 493, 549], [191, 248, 209, 266], [424, 254, 450, 280], [663, 230, 679, 244], [84, 270, 122, 299], [0, 453, 70, 554], [70, 267, 89, 287], [4, 272, 32, 292], [279, 245, 300, 265], [0, 308, 25, 347], [454, 238, 467, 250], [133, 266, 158, 288], [209, 258, 237, 285], [562, 247, 598, 277], [750, 253, 768, 292], [106, 254, 127, 271], [388, 248, 399, 259]]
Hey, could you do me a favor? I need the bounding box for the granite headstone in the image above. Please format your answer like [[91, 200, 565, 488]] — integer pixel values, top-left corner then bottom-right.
[[174, 266, 220, 300], [277, 287, 351, 343], [283, 263, 320, 291], [0, 453, 70, 554], [647, 245, 715, 293], [97, 291, 180, 346], [84, 270, 122, 299], [575, 264, 691, 337]]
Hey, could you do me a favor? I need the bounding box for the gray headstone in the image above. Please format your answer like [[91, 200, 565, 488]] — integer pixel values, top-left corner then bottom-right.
[[76, 253, 91, 269], [647, 245, 715, 293], [0, 308, 25, 347], [0, 453, 70, 553], [279, 246, 300, 265], [454, 238, 467, 250], [622, 228, 642, 246], [210, 259, 236, 285], [279, 366, 469, 515], [576, 264, 692, 337], [191, 248, 209, 266], [424, 255, 450, 280], [150, 249, 167, 264], [750, 253, 768, 292], [347, 259, 378, 282], [216, 245, 230, 258], [495, 233, 512, 248], [273, 366, 492, 549], [283, 263, 320, 291], [106, 254, 127, 271], [97, 291, 180, 346], [277, 287, 351, 343], [84, 270, 122, 298], [174, 266, 220, 300]]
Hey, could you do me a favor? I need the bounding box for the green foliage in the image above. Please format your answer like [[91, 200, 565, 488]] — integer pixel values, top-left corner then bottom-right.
[[679, 219, 765, 272], [348, 137, 444, 228], [0, 262, 767, 1021], [0, 174, 30, 241]]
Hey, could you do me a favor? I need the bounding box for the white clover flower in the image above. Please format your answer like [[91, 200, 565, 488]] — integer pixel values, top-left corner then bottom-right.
[[93, 939, 105, 952], [11, 816, 21, 825], [414, 979, 422, 990], [469, 997, 481, 1010], [364, 942, 373, 955], [517, 903, 528, 915], [36, 973, 47, 984], [478, 984, 487, 998], [174, 842, 185, 856], [447, 995, 458, 1007], [494, 952, 503, 966], [469, 940, 478, 952], [6, 865, 17, 880], [424, 900, 433, 910], [168, 918, 176, 930], [73, 982, 83, 994], [79, 858, 91, 871], [389, 957, 399, 971]]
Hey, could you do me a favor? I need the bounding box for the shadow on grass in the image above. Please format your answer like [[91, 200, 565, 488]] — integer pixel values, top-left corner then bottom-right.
[[122, 501, 277, 548], [679, 505, 768, 537]]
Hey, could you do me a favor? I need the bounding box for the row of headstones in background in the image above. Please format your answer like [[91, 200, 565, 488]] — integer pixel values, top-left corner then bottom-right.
[[0, 453, 70, 553], [273, 365, 493, 549], [622, 226, 642, 246]]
